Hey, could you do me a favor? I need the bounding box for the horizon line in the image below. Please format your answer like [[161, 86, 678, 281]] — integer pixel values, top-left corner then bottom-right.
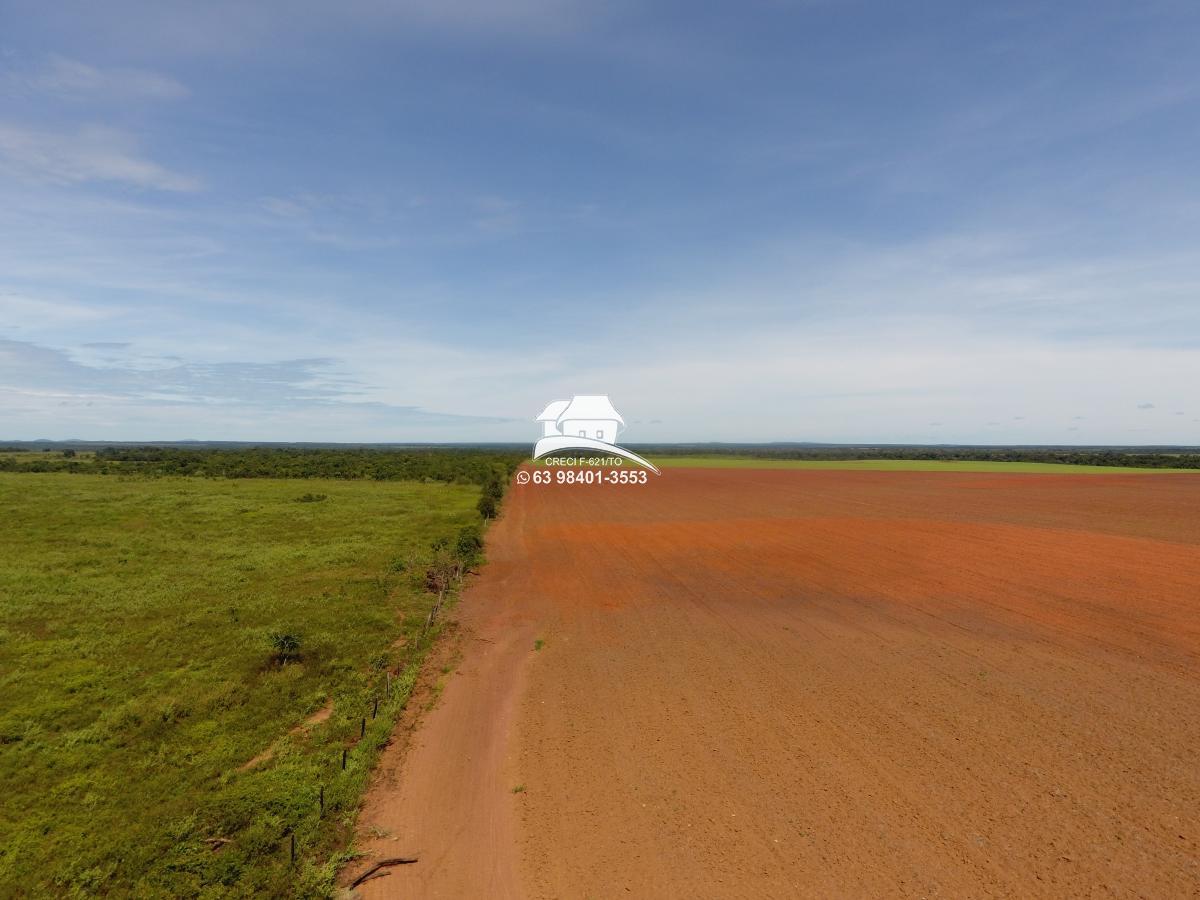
[[5, 439, 1200, 451]]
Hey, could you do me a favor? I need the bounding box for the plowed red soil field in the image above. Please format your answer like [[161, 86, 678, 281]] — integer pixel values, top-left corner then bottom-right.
[[349, 469, 1200, 898]]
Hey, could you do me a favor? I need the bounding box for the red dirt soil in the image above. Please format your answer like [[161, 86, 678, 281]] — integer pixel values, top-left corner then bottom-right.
[[349, 469, 1200, 898]]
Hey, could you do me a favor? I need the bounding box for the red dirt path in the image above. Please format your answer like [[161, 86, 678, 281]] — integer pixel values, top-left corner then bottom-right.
[[350, 469, 1200, 898]]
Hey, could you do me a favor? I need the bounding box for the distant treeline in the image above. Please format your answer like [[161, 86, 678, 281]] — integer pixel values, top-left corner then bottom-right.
[[6, 443, 1200, 472], [636, 445, 1200, 469], [0, 446, 526, 485]]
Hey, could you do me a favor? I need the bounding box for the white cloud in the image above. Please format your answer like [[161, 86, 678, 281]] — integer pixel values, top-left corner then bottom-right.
[[0, 124, 201, 191], [0, 291, 125, 327], [472, 195, 523, 235], [544, 320, 1200, 445], [0, 338, 515, 441], [347, 0, 604, 36], [7, 55, 188, 101], [4, 303, 1200, 444], [13, 0, 612, 60], [260, 197, 312, 219]]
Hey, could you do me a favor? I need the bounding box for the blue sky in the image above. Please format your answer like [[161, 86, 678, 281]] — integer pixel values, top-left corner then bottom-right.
[[2, 0, 1199, 443]]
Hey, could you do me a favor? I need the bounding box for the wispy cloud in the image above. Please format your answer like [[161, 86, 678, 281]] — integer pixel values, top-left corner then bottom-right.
[[4, 55, 188, 101], [0, 338, 514, 438], [12, 0, 612, 61], [0, 124, 201, 191], [359, 0, 605, 38], [0, 291, 126, 326], [1, 339, 352, 405], [472, 195, 523, 235]]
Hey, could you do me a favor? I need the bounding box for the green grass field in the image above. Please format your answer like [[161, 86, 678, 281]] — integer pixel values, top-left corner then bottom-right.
[[0, 473, 480, 897], [648, 456, 1200, 473]]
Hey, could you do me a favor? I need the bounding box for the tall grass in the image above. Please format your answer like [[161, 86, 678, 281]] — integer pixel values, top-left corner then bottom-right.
[[0, 473, 480, 896]]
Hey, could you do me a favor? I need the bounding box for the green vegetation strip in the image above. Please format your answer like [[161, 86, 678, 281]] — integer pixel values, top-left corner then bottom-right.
[[648, 456, 1200, 473], [0, 446, 527, 483], [0, 473, 490, 896]]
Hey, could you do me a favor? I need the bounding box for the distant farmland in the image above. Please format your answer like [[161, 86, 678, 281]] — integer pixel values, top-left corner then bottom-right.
[[0, 472, 481, 896], [649, 455, 1200, 473]]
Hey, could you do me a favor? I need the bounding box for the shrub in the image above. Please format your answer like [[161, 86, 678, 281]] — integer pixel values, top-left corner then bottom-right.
[[454, 524, 484, 571], [268, 630, 302, 664]]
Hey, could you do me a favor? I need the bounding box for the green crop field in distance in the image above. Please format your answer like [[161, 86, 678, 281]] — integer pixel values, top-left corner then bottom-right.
[[647, 456, 1200, 473], [0, 473, 479, 896]]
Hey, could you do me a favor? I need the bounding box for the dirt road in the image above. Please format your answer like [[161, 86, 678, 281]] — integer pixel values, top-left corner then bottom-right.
[[350, 469, 1200, 898]]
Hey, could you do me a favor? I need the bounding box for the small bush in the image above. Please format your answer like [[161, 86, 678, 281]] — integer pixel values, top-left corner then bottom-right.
[[455, 524, 483, 563], [268, 630, 302, 664]]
